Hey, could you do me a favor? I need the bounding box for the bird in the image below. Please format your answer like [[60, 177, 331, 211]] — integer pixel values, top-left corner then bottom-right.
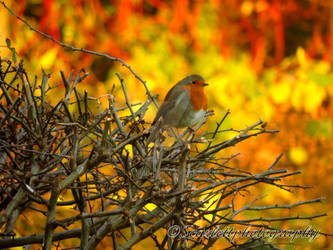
[[147, 74, 208, 143]]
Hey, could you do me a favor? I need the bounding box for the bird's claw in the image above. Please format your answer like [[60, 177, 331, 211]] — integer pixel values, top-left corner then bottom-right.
[[205, 109, 215, 117]]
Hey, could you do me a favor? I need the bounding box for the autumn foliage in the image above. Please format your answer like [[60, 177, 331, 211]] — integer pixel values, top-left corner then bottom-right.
[[0, 0, 333, 249]]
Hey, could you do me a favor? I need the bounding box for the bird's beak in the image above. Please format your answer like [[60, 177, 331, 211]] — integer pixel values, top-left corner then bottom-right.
[[197, 80, 208, 86]]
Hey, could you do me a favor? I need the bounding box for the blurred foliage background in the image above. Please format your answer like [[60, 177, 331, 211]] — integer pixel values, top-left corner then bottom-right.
[[1, 0, 332, 249]]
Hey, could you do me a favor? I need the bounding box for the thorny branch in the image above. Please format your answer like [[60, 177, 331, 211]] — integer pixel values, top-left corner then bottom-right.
[[0, 3, 330, 249], [0, 58, 329, 249]]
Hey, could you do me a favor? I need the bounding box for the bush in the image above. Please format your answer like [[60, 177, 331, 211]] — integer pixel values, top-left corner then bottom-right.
[[0, 58, 326, 249]]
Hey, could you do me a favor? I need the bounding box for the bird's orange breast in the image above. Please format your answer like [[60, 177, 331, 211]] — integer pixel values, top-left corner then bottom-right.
[[181, 85, 208, 110]]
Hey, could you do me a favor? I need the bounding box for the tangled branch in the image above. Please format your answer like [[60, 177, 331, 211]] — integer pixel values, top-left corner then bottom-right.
[[0, 58, 327, 249]]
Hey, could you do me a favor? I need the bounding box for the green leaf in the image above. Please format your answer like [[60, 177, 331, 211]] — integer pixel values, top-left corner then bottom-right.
[[11, 48, 17, 63], [306, 119, 331, 139], [5, 39, 17, 63], [308, 72, 333, 87], [5, 38, 11, 48]]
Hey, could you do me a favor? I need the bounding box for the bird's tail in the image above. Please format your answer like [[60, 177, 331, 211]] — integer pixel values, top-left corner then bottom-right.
[[146, 120, 163, 145]]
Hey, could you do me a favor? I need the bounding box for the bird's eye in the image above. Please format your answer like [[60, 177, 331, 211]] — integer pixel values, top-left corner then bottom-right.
[[192, 81, 196, 84]]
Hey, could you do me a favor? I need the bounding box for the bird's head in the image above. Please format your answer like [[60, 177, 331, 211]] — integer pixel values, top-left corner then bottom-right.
[[178, 74, 208, 110], [179, 74, 208, 88]]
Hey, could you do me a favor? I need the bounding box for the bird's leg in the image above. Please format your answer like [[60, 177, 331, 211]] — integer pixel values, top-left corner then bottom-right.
[[187, 126, 195, 142], [169, 128, 187, 146], [166, 128, 182, 144], [159, 129, 167, 143], [166, 128, 173, 137]]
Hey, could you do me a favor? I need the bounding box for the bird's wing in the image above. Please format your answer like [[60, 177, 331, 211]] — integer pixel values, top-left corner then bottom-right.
[[152, 102, 170, 125], [152, 85, 187, 125]]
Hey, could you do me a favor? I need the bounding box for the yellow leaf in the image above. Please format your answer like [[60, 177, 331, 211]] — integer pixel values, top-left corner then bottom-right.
[[241, 1, 254, 16], [296, 47, 308, 68], [260, 97, 273, 121], [304, 82, 325, 114], [144, 203, 157, 211], [291, 81, 325, 114], [40, 48, 58, 69], [269, 80, 291, 104], [198, 193, 224, 222], [124, 144, 134, 158], [289, 146, 308, 165], [290, 81, 303, 111]]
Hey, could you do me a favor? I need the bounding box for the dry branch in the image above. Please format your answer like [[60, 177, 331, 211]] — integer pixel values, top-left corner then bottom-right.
[[0, 2, 330, 249], [0, 58, 328, 250]]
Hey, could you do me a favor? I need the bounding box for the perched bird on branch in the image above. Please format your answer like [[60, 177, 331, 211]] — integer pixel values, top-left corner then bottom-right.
[[147, 74, 209, 143]]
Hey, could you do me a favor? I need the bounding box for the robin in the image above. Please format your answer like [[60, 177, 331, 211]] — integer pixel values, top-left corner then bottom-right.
[[147, 74, 208, 143]]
